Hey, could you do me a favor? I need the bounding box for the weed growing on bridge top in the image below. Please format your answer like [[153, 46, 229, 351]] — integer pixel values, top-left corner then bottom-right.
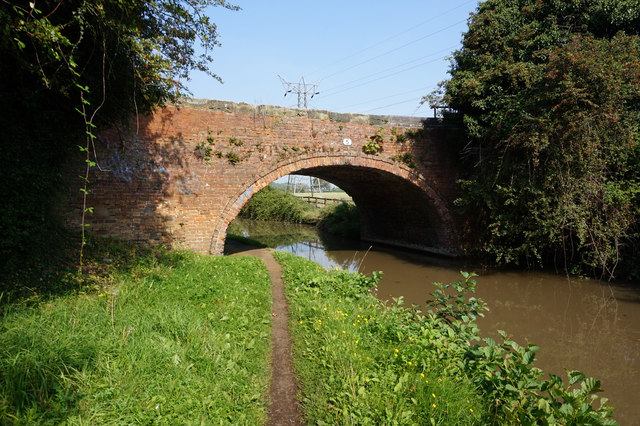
[[390, 127, 409, 143], [0, 248, 272, 423], [391, 152, 416, 168], [225, 151, 243, 165], [274, 252, 618, 424], [228, 137, 243, 147], [363, 127, 385, 155]]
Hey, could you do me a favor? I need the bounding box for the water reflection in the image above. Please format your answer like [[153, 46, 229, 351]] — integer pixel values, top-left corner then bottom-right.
[[226, 219, 640, 423]]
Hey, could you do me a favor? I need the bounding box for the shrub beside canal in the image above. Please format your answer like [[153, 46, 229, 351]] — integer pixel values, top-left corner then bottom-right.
[[238, 186, 319, 223], [274, 251, 618, 424], [318, 202, 360, 239]]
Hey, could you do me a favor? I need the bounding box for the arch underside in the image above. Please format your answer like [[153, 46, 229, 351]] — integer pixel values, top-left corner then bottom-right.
[[294, 165, 455, 256], [212, 156, 458, 256]]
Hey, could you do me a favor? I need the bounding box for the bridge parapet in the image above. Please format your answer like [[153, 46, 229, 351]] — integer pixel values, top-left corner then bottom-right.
[[183, 98, 435, 128]]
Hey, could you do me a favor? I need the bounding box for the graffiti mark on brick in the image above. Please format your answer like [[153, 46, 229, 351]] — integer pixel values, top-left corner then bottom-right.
[[105, 150, 137, 182], [175, 173, 201, 195], [234, 186, 255, 208]]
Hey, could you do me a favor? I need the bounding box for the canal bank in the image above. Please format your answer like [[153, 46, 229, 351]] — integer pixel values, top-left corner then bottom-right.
[[227, 219, 640, 423]]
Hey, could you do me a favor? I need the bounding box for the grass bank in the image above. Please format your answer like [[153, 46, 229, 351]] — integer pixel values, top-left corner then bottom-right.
[[274, 252, 617, 425], [0, 244, 272, 424]]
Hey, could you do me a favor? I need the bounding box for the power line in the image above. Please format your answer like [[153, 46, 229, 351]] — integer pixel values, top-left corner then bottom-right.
[[317, 18, 467, 83], [318, 54, 449, 100], [333, 85, 435, 111], [273, 3, 474, 115], [306, 0, 476, 79], [319, 46, 455, 97], [362, 97, 427, 114]]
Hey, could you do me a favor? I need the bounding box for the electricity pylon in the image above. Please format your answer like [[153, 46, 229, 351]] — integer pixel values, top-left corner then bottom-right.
[[278, 75, 320, 109]]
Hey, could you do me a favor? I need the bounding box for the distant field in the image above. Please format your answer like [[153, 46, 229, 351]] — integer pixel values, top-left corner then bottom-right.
[[293, 191, 352, 201]]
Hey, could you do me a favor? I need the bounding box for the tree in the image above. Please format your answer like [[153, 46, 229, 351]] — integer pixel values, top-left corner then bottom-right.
[[439, 0, 640, 278], [0, 0, 237, 283]]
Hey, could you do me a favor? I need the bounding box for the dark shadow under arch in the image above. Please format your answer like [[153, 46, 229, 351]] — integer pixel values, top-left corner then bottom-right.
[[295, 165, 454, 255]]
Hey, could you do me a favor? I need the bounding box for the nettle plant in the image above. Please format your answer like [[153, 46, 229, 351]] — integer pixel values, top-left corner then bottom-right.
[[422, 272, 617, 424]]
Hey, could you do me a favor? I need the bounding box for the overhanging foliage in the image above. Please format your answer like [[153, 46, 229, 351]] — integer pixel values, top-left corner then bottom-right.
[[439, 0, 640, 278]]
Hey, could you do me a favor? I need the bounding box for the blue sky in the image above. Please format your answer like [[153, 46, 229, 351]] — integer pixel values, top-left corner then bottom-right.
[[187, 1, 479, 117]]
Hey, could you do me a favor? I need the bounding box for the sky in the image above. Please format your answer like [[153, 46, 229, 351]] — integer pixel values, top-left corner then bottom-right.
[[187, 0, 480, 118]]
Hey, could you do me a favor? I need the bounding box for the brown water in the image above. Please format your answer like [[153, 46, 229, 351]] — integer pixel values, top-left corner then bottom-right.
[[227, 220, 640, 423]]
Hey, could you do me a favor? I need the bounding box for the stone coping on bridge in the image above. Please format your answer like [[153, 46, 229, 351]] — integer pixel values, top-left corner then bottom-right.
[[178, 98, 436, 128]]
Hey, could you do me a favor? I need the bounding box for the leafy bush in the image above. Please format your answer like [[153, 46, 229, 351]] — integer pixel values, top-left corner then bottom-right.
[[317, 202, 360, 238], [238, 186, 315, 223], [442, 0, 640, 279]]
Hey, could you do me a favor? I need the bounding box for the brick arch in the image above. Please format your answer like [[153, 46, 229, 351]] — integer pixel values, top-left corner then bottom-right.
[[209, 155, 459, 255], [78, 100, 465, 257]]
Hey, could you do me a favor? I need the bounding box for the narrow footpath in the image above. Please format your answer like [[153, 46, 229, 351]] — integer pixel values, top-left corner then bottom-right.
[[231, 246, 303, 425]]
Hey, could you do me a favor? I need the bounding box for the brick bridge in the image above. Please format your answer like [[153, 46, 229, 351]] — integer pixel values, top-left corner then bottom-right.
[[73, 99, 465, 256]]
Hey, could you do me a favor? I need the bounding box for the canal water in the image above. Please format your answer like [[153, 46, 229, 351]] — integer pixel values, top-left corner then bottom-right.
[[226, 219, 640, 423]]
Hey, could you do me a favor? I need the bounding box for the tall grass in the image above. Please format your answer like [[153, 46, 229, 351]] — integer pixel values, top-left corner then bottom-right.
[[274, 251, 486, 424], [0, 249, 272, 424]]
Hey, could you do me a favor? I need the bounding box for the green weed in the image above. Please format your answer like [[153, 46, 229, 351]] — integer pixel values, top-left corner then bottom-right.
[[363, 128, 385, 155]]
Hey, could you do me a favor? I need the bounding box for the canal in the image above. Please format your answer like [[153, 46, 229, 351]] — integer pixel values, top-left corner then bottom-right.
[[226, 219, 640, 423]]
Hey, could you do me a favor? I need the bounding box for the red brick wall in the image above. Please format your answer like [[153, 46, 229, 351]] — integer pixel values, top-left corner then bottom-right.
[[66, 99, 463, 255]]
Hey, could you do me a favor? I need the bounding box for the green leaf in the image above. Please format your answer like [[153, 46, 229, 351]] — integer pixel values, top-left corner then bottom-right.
[[505, 384, 517, 392], [13, 37, 25, 50], [581, 377, 602, 394], [559, 403, 573, 416], [568, 370, 586, 386], [537, 398, 550, 413], [522, 350, 536, 365]]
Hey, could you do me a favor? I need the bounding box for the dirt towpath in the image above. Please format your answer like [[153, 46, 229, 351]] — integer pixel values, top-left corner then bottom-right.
[[231, 246, 303, 425]]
